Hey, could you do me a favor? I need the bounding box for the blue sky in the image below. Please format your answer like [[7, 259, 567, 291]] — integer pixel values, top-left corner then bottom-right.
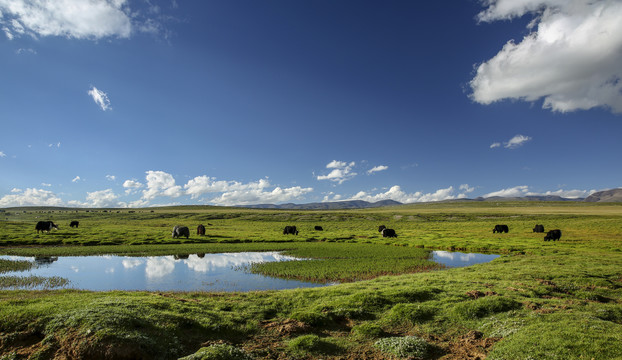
[[1, 0, 621, 208]]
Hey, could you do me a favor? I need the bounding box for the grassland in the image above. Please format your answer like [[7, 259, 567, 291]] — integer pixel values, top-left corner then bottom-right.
[[0, 202, 621, 359]]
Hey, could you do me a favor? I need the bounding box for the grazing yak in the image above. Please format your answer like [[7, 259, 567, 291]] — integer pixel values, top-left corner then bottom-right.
[[197, 224, 206, 236], [172, 225, 190, 239], [70, 221, 79, 228], [382, 228, 397, 238], [36, 221, 58, 233], [544, 229, 562, 241], [493, 224, 509, 233], [314, 226, 323, 231], [533, 224, 545, 233], [378, 225, 386, 233], [283, 226, 299, 235]]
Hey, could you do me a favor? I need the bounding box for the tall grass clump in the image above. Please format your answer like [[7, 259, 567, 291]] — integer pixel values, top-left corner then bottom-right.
[[385, 303, 437, 326], [453, 296, 522, 320], [287, 334, 341, 357]]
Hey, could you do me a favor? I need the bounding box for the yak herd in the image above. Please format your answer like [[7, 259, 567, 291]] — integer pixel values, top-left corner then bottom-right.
[[34, 220, 562, 242]]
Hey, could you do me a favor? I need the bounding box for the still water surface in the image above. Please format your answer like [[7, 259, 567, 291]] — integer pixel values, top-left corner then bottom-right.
[[1, 250, 499, 291], [430, 250, 499, 268], [1, 252, 327, 292]]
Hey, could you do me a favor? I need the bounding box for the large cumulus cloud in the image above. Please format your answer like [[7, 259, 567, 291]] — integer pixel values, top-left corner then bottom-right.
[[470, 0, 622, 113]]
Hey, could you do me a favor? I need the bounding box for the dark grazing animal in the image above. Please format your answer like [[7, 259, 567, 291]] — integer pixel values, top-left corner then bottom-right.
[[382, 228, 397, 238], [533, 224, 545, 233], [197, 224, 206, 235], [378, 225, 386, 233], [70, 221, 79, 228], [493, 225, 509, 233], [283, 226, 298, 235], [544, 229, 562, 241], [172, 225, 190, 239], [314, 226, 323, 231], [35, 221, 58, 233]]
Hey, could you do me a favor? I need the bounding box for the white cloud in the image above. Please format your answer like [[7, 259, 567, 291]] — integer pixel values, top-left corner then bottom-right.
[[123, 179, 143, 188], [347, 185, 469, 204], [484, 185, 530, 198], [490, 142, 501, 149], [460, 184, 475, 193], [471, 0, 622, 113], [123, 179, 143, 195], [0, 151, 6, 157], [142, 170, 182, 200], [367, 165, 388, 175], [106, 175, 116, 181], [41, 183, 51, 187], [184, 175, 313, 206], [209, 186, 313, 206], [0, 0, 132, 40], [326, 160, 347, 169], [317, 160, 357, 184], [0, 188, 63, 207], [88, 86, 111, 111], [84, 189, 119, 207], [49, 142, 60, 148], [484, 185, 594, 199], [72, 176, 81, 183], [184, 176, 271, 199], [504, 134, 532, 149]]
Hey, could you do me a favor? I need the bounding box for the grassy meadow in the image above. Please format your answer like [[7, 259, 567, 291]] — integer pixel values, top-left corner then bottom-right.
[[0, 202, 621, 359]]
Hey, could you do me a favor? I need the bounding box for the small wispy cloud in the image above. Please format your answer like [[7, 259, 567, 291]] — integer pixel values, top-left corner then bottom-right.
[[88, 86, 112, 111], [490, 135, 532, 150], [106, 175, 116, 181], [0, 151, 6, 158], [49, 142, 61, 148], [72, 176, 81, 183], [16, 48, 36, 55], [367, 165, 388, 175], [505, 134, 531, 149]]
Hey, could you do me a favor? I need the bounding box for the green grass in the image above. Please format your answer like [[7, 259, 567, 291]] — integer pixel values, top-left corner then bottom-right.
[[0, 202, 621, 359]]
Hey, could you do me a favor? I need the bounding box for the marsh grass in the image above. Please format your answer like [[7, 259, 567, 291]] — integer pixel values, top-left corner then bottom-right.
[[0, 202, 621, 359]]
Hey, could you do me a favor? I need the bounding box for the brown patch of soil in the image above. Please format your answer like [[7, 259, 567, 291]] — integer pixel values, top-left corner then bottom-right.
[[438, 330, 501, 360], [261, 318, 312, 336]]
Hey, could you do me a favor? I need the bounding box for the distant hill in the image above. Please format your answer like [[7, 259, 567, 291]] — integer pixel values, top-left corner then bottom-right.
[[238, 200, 402, 210], [584, 188, 622, 202]]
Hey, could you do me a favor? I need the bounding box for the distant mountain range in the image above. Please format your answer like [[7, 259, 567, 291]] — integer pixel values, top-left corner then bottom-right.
[[238, 200, 402, 210], [237, 188, 622, 209], [584, 188, 622, 202], [3, 189, 621, 211]]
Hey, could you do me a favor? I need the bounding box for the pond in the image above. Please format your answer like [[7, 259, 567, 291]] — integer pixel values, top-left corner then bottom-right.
[[0, 252, 329, 292], [1, 250, 499, 291], [430, 250, 499, 268]]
